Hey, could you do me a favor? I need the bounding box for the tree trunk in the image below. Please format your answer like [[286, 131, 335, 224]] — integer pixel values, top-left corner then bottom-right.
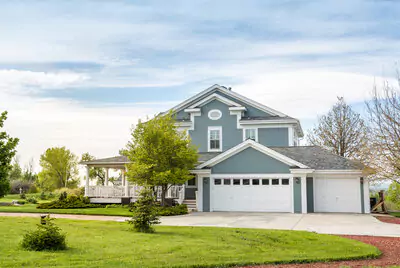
[[161, 184, 168, 207]]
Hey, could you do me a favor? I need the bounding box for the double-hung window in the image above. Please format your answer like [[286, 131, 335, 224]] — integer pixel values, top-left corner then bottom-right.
[[243, 128, 258, 141], [208, 126, 222, 152]]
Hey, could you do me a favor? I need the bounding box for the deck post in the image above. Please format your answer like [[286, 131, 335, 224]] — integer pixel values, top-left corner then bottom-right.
[[105, 168, 109, 186], [85, 165, 90, 196], [124, 168, 129, 197]]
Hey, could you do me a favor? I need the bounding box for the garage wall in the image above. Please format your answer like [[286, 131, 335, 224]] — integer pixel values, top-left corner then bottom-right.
[[212, 147, 291, 174], [364, 178, 370, 214], [314, 175, 362, 213]]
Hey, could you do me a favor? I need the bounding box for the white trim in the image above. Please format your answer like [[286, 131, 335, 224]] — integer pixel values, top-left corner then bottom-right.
[[208, 126, 222, 152], [197, 176, 203, 212], [211, 173, 292, 178], [242, 127, 258, 142], [198, 139, 309, 169], [240, 119, 299, 125], [290, 169, 315, 174], [189, 93, 242, 108], [288, 126, 294, 146], [184, 108, 201, 113], [190, 169, 212, 175], [312, 170, 364, 176], [208, 109, 222, 120], [229, 107, 247, 112]]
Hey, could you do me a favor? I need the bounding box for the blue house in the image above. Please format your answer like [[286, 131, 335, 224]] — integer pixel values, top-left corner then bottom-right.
[[82, 84, 370, 214]]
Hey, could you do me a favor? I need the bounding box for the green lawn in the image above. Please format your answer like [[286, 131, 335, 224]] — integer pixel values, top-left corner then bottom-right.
[[391, 212, 400, 218], [0, 194, 131, 216], [0, 217, 379, 268]]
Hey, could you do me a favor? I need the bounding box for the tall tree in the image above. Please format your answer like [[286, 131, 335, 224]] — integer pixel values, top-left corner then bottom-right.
[[8, 156, 23, 181], [366, 71, 400, 183], [307, 97, 368, 160], [37, 147, 78, 190], [22, 158, 38, 182], [0, 111, 19, 197], [81, 153, 106, 185], [123, 111, 198, 206]]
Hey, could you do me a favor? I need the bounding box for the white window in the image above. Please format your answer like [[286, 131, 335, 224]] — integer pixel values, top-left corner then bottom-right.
[[243, 128, 258, 141], [208, 109, 222, 120], [186, 177, 197, 188], [208, 126, 222, 152]]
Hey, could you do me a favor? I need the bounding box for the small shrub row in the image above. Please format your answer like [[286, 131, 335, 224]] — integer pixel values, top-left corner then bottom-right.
[[156, 204, 188, 216], [37, 194, 102, 209]]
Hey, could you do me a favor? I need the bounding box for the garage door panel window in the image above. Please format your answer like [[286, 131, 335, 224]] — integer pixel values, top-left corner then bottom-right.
[[214, 179, 222, 185], [243, 179, 250, 185], [233, 179, 241, 185], [272, 179, 280, 185], [282, 179, 289, 185], [252, 179, 260, 185], [262, 179, 269, 185], [223, 179, 231, 185]]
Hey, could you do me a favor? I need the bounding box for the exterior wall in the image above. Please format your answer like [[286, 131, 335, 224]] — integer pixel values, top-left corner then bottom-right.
[[258, 128, 289, 147], [293, 178, 302, 213], [363, 178, 370, 213], [189, 99, 242, 152], [185, 187, 197, 199], [212, 147, 291, 174]]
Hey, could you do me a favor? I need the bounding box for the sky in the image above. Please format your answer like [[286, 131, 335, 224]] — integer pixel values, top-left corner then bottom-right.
[[1, 0, 400, 172]]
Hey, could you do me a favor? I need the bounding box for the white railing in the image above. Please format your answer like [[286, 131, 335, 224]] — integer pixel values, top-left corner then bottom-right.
[[87, 185, 183, 200], [178, 186, 185, 204]]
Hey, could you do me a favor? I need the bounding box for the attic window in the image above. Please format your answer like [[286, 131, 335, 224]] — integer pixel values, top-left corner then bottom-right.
[[208, 109, 222, 120]]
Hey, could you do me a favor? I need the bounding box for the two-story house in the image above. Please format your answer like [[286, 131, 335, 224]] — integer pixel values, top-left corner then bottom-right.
[[81, 84, 370, 214]]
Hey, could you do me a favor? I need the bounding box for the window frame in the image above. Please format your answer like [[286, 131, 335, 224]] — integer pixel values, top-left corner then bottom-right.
[[208, 126, 222, 152], [242, 128, 258, 142], [186, 177, 197, 188]]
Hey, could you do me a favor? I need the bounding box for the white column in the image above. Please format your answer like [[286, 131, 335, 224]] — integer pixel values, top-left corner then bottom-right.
[[123, 170, 129, 197], [197, 176, 203, 212], [105, 168, 109, 186], [85, 166, 90, 196], [121, 170, 125, 186], [301, 175, 307, 214]]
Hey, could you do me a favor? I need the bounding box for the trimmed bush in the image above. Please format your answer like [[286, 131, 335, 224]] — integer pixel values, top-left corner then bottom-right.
[[20, 192, 26, 199], [21, 215, 66, 251], [37, 194, 102, 209], [39, 192, 47, 200], [26, 196, 37, 204], [156, 204, 188, 216], [54, 188, 82, 197]]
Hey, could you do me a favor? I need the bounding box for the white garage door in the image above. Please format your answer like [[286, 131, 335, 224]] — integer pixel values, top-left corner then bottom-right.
[[314, 176, 361, 213], [211, 177, 292, 212]]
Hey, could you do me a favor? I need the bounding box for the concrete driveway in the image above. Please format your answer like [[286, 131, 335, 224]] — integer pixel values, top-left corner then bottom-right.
[[160, 212, 400, 237], [1, 212, 400, 237]]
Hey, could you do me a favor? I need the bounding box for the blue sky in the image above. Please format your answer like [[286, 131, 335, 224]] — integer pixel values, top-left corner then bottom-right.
[[0, 0, 399, 169]]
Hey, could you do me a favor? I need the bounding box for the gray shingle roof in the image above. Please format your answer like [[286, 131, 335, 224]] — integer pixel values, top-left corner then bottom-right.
[[198, 152, 221, 163], [271, 146, 364, 170]]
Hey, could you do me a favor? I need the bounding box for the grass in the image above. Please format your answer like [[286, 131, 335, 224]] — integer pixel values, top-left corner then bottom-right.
[[0, 217, 379, 268], [0, 194, 132, 216], [391, 212, 400, 218]]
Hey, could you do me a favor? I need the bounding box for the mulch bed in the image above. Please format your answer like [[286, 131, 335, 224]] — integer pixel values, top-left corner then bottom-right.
[[243, 235, 400, 268], [376, 216, 400, 225]]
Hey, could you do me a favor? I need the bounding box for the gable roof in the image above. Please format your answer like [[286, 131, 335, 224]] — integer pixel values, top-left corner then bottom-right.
[[168, 84, 287, 117], [271, 146, 365, 170], [197, 139, 309, 169]]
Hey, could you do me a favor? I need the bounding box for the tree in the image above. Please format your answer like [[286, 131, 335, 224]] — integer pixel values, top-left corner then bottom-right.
[[22, 158, 38, 183], [80, 153, 107, 185], [128, 187, 160, 233], [366, 71, 400, 183], [123, 111, 198, 206], [0, 111, 19, 197], [307, 97, 368, 160], [8, 157, 23, 181], [37, 147, 78, 190]]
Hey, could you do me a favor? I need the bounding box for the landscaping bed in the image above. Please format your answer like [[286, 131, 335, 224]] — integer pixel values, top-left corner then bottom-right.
[[375, 215, 400, 225], [0, 217, 379, 268], [247, 235, 399, 268]]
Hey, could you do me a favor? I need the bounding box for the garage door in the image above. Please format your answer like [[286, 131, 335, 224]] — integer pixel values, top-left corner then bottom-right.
[[211, 177, 292, 212], [314, 176, 361, 213]]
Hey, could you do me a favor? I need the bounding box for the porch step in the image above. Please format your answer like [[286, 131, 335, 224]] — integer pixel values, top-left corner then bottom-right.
[[183, 200, 197, 211]]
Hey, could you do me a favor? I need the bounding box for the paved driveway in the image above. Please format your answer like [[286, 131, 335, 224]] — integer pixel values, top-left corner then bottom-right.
[[1, 212, 400, 237], [160, 212, 400, 237]]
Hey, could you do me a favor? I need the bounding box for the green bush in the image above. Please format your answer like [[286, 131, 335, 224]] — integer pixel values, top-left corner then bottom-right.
[[26, 196, 37, 204], [16, 200, 26, 205], [128, 188, 160, 233], [156, 204, 188, 216], [39, 192, 47, 200], [54, 188, 82, 197], [21, 216, 66, 251], [37, 194, 102, 209], [20, 192, 26, 199]]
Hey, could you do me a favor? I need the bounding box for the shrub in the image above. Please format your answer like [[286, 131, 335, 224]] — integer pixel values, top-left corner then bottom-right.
[[39, 192, 47, 200], [26, 196, 38, 204], [37, 194, 102, 209], [128, 187, 160, 233], [54, 188, 82, 197], [20, 192, 26, 199], [16, 200, 26, 205], [48, 192, 55, 199], [156, 204, 188, 216], [21, 215, 66, 251]]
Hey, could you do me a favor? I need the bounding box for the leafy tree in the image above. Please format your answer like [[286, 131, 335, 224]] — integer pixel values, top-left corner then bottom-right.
[[387, 181, 400, 205], [366, 71, 400, 183], [37, 147, 78, 190], [81, 153, 107, 185], [123, 111, 198, 206], [22, 158, 38, 183], [8, 157, 23, 181], [128, 187, 160, 233], [307, 97, 368, 160], [0, 111, 19, 197]]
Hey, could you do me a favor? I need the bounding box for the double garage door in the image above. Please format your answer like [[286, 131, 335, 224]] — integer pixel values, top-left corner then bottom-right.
[[211, 177, 292, 212]]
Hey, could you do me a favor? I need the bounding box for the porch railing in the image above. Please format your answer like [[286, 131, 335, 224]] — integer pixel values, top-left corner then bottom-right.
[[87, 185, 183, 200]]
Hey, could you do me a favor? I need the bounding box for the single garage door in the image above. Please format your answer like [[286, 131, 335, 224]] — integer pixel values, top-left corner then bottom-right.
[[314, 176, 361, 213], [211, 177, 292, 212]]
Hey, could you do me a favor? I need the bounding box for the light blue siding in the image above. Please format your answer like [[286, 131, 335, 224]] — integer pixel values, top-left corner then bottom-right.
[[258, 128, 289, 147], [212, 147, 291, 174]]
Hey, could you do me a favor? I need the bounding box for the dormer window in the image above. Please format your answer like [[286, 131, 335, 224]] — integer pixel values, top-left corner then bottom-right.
[[243, 128, 258, 142], [208, 126, 222, 152]]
